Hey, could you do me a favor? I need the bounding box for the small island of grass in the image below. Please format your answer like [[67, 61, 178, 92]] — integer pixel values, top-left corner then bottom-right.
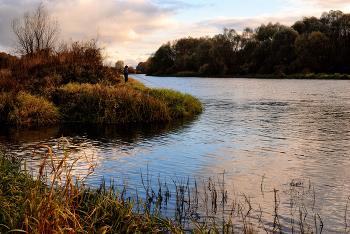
[[0, 45, 202, 127]]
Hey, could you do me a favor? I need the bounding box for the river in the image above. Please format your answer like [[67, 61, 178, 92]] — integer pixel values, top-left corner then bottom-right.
[[1, 75, 350, 232]]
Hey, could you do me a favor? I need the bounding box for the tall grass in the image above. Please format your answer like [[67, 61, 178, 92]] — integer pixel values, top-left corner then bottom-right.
[[1, 140, 334, 233], [52, 83, 170, 123], [148, 88, 202, 118], [0, 141, 185, 233], [0, 91, 59, 126], [0, 39, 120, 95]]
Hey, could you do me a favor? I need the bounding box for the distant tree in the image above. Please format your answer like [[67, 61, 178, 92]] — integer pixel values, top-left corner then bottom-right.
[[294, 32, 331, 72], [11, 3, 60, 55], [128, 66, 136, 74], [292, 21, 306, 35], [136, 62, 147, 73], [151, 42, 174, 74], [271, 27, 299, 66], [255, 22, 288, 41], [172, 37, 200, 71], [115, 60, 124, 72], [145, 57, 153, 75]]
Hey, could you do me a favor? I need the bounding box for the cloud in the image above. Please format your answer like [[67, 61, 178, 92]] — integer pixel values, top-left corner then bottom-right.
[[290, 0, 350, 9], [0, 0, 43, 51], [0, 0, 179, 50], [155, 0, 205, 12], [47, 0, 179, 44]]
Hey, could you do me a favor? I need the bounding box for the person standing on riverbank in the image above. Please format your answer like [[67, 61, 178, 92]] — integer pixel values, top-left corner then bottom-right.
[[124, 65, 129, 83]]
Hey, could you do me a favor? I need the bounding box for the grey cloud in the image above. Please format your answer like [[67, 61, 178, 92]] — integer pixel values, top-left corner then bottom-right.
[[0, 0, 43, 51]]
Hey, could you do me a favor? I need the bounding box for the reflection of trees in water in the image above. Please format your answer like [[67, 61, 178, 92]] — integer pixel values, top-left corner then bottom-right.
[[0, 115, 198, 151], [0, 117, 198, 189], [58, 116, 198, 145], [0, 117, 197, 157]]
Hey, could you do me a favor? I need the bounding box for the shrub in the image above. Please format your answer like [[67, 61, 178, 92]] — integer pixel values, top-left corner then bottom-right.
[[0, 92, 14, 124], [8, 91, 59, 126], [54, 83, 170, 123]]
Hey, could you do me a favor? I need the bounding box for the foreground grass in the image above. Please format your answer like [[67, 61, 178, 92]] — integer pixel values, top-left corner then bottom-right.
[[0, 142, 185, 234], [1, 139, 334, 233]]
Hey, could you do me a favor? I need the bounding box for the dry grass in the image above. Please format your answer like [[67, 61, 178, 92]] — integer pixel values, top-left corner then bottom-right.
[[0, 40, 202, 127], [0, 140, 185, 233]]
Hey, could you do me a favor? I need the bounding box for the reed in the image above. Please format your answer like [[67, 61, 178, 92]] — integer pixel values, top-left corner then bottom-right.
[[52, 82, 170, 123], [1, 140, 339, 233], [148, 88, 203, 118], [0, 141, 184, 233]]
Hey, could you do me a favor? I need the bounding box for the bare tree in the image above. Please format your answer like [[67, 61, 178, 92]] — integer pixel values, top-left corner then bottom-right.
[[11, 3, 60, 55]]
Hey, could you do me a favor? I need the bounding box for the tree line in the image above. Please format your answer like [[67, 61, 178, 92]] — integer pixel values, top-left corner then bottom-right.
[[137, 10, 350, 76]]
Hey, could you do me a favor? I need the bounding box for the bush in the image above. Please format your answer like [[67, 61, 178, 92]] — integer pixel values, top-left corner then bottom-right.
[[54, 83, 170, 123], [7, 91, 59, 126]]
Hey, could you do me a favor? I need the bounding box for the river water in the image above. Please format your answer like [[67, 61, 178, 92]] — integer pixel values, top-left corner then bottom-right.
[[1, 75, 350, 232]]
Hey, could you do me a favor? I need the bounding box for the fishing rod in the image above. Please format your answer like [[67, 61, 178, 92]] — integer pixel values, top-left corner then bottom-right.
[[131, 74, 161, 87]]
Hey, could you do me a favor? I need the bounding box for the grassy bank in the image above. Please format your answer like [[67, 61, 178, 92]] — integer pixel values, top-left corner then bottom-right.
[[0, 142, 184, 233], [0, 45, 202, 127]]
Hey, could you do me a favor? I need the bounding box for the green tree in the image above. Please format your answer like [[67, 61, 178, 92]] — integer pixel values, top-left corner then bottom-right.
[[150, 42, 174, 74], [295, 32, 330, 72], [271, 27, 299, 68], [255, 22, 287, 41], [172, 37, 200, 72], [136, 62, 147, 73]]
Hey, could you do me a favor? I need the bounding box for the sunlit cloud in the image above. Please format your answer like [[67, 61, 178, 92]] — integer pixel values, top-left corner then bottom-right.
[[290, 0, 350, 9]]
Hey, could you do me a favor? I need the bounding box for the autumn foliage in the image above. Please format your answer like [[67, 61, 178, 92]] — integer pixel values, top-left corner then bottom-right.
[[146, 10, 350, 76]]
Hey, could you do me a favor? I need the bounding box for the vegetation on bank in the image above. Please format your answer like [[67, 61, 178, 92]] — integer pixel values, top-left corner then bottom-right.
[[0, 4, 202, 127], [0, 142, 184, 233], [0, 53, 202, 127], [139, 10, 350, 78], [0, 49, 202, 127]]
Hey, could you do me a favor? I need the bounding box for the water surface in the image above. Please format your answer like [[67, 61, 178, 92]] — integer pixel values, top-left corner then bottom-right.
[[1, 76, 350, 232]]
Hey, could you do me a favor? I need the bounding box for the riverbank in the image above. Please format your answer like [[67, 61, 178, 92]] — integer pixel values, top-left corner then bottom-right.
[[151, 71, 350, 79], [0, 143, 184, 233], [1, 141, 257, 234], [0, 44, 202, 127]]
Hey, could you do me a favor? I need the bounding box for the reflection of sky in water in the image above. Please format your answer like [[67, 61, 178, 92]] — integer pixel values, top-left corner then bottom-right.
[[1, 77, 350, 232]]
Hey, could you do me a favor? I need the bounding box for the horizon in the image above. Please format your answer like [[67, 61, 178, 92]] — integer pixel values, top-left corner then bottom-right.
[[1, 0, 350, 67]]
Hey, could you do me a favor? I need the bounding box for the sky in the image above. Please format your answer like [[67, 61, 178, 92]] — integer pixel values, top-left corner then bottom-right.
[[1, 0, 350, 67]]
